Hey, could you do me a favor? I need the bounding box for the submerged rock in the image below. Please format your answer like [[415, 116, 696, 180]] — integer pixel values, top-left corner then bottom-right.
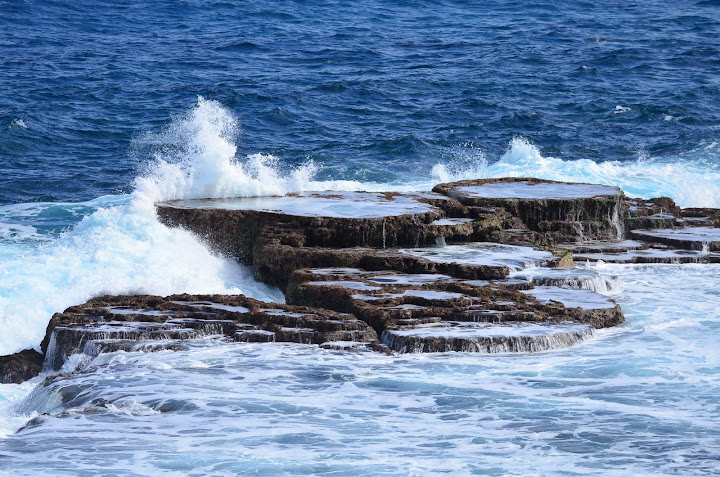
[[381, 322, 594, 354], [42, 294, 379, 371]]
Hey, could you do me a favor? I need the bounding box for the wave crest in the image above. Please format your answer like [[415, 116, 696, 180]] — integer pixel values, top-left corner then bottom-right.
[[134, 97, 322, 203], [434, 137, 720, 208]]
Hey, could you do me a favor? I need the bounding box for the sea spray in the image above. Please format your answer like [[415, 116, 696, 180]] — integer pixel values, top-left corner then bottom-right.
[[3, 99, 720, 357], [431, 138, 720, 208], [0, 98, 310, 357], [481, 138, 720, 208]]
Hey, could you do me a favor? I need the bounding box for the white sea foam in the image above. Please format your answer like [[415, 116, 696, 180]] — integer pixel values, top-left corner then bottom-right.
[[2, 99, 720, 359], [435, 137, 720, 208], [134, 97, 367, 202], [0, 264, 718, 475], [0, 98, 310, 357], [0, 223, 42, 241], [8, 119, 27, 129], [613, 105, 632, 114]]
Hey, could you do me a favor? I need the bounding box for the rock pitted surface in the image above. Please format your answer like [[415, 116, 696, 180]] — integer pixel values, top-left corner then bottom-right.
[[433, 177, 626, 242], [9, 177, 720, 383], [0, 349, 44, 384], [42, 294, 380, 371]]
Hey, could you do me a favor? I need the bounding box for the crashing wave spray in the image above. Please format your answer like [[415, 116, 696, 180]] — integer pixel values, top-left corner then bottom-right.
[[490, 138, 720, 208], [134, 97, 323, 202], [430, 137, 720, 208], [0, 98, 308, 357]]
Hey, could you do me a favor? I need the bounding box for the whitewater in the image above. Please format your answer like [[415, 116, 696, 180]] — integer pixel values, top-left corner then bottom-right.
[[0, 99, 719, 475]]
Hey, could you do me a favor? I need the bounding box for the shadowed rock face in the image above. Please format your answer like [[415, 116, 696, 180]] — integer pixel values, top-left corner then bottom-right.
[[157, 192, 448, 261], [433, 178, 627, 242], [13, 177, 720, 383], [41, 294, 380, 371], [0, 349, 44, 384]]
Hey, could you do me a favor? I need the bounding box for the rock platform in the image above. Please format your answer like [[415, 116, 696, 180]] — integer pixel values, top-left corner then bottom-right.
[[4, 177, 720, 382]]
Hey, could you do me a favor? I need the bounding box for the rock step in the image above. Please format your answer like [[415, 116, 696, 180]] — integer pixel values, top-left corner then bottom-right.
[[84, 339, 188, 355], [288, 266, 624, 334], [433, 178, 625, 241], [44, 323, 218, 370], [573, 248, 720, 264], [512, 268, 614, 294], [41, 294, 379, 371], [157, 191, 451, 260], [557, 240, 645, 254], [626, 214, 679, 230], [397, 242, 557, 272], [381, 321, 595, 353], [258, 239, 513, 291], [630, 227, 720, 252]]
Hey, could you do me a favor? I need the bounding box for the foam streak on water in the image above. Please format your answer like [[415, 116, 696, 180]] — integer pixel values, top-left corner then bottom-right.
[[434, 138, 720, 208], [0, 264, 718, 475]]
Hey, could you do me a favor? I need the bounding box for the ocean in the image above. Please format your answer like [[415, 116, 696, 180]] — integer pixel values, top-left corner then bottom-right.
[[1, 0, 719, 474]]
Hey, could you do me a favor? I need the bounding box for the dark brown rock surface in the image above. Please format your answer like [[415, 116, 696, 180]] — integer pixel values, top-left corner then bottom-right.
[[0, 349, 44, 384], [13, 177, 720, 383], [42, 294, 379, 371], [433, 178, 626, 242]]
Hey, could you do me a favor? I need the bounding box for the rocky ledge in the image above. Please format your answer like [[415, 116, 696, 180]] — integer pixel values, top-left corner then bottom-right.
[[3, 177, 719, 383]]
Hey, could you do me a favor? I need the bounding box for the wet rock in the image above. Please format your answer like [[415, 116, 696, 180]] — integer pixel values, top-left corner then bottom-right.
[[287, 266, 624, 338], [513, 268, 614, 293], [433, 178, 626, 242], [630, 227, 720, 252], [520, 286, 623, 328], [381, 322, 595, 354], [626, 198, 679, 230], [41, 294, 378, 372], [29, 176, 693, 373], [680, 208, 720, 227], [255, 227, 512, 290], [398, 242, 555, 271], [625, 197, 682, 231], [557, 240, 646, 254], [573, 248, 720, 265], [0, 349, 44, 384], [157, 192, 446, 260]]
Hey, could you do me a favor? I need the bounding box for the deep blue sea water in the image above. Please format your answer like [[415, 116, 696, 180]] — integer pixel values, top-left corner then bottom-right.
[[1, 1, 720, 475], [2, 0, 720, 205]]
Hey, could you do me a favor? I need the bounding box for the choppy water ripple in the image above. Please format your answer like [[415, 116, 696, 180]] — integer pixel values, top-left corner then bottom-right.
[[0, 265, 717, 475], [2, 0, 720, 204], [1, 1, 720, 474]]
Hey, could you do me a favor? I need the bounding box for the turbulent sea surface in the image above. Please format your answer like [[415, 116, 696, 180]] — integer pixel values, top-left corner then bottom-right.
[[1, 0, 719, 475]]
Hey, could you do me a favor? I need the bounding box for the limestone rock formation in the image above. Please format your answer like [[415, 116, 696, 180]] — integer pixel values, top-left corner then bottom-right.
[[9, 176, 720, 383]]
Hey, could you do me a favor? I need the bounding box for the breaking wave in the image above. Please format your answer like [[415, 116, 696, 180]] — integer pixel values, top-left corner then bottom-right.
[[435, 137, 720, 208], [2, 98, 720, 357]]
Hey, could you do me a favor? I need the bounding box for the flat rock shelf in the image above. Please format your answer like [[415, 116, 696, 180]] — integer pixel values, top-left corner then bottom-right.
[[5, 177, 720, 383]]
